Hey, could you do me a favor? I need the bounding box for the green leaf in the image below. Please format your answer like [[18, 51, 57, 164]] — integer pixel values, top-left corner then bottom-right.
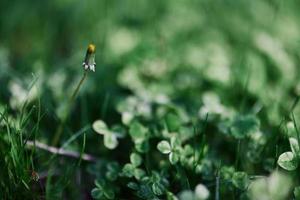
[[166, 191, 178, 200], [106, 171, 118, 181], [94, 180, 104, 189], [289, 138, 300, 157], [111, 125, 126, 138], [151, 171, 161, 182], [220, 166, 234, 180], [294, 186, 300, 199], [230, 115, 260, 139], [93, 120, 110, 135], [152, 182, 165, 195], [122, 163, 135, 177], [165, 113, 182, 132], [278, 152, 298, 171], [127, 182, 139, 190], [136, 184, 156, 200], [103, 187, 115, 200], [232, 172, 249, 190], [129, 121, 148, 142], [157, 141, 171, 154], [104, 134, 118, 149], [122, 111, 134, 125], [91, 188, 103, 199], [134, 168, 146, 180], [106, 162, 120, 181], [182, 145, 194, 156], [169, 152, 179, 164], [135, 140, 149, 153], [130, 153, 142, 167], [170, 136, 180, 148]]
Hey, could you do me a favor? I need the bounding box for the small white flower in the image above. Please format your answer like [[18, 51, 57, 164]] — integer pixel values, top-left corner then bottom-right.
[[82, 44, 96, 72]]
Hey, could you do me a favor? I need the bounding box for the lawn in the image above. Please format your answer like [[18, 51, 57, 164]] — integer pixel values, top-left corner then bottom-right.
[[1, 0, 300, 199]]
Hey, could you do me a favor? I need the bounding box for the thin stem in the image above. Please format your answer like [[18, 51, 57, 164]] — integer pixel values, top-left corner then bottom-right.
[[215, 173, 220, 200], [52, 71, 87, 146], [234, 140, 241, 169], [70, 71, 87, 103], [26, 140, 97, 162]]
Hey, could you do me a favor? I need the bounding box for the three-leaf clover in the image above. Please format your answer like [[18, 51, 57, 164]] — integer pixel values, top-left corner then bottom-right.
[[127, 181, 157, 200], [91, 180, 115, 200], [93, 120, 125, 149], [149, 171, 169, 196], [180, 144, 195, 168], [105, 162, 121, 181], [157, 136, 181, 164], [130, 171, 169, 197], [121, 152, 145, 180]]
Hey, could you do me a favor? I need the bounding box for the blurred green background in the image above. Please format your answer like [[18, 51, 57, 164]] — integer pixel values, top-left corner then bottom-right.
[[1, 0, 300, 119], [1, 0, 300, 199]]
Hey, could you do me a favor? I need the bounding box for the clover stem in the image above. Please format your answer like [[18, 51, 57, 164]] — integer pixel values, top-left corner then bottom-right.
[[52, 71, 88, 146]]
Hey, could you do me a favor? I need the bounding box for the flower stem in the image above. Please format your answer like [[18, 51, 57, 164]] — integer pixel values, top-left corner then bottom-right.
[[52, 71, 87, 146], [27, 140, 97, 162], [70, 71, 87, 103]]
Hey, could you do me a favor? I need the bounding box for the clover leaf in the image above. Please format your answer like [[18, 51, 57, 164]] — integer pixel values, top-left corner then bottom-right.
[[294, 186, 300, 199], [169, 152, 179, 164], [104, 133, 118, 149], [126, 171, 169, 198], [278, 151, 298, 171], [129, 121, 148, 142], [129, 121, 149, 153], [93, 120, 110, 135], [91, 180, 115, 200], [229, 115, 260, 139], [122, 163, 136, 178], [130, 153, 143, 167], [165, 113, 182, 132], [179, 144, 195, 167], [157, 141, 171, 154], [135, 140, 150, 153], [277, 135, 300, 171], [105, 162, 120, 181], [149, 171, 169, 196], [93, 119, 123, 149], [157, 137, 181, 164], [232, 172, 249, 190], [91, 188, 103, 199], [121, 153, 145, 180]]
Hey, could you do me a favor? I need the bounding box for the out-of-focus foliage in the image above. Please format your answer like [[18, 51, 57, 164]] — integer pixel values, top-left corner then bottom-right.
[[1, 0, 300, 199]]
